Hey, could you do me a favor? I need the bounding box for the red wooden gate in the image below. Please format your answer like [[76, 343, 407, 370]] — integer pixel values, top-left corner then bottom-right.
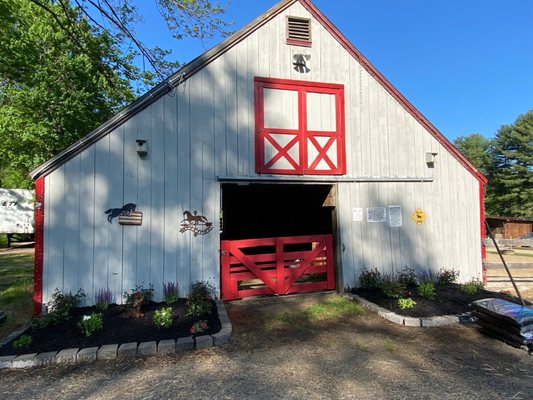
[[221, 234, 335, 301]]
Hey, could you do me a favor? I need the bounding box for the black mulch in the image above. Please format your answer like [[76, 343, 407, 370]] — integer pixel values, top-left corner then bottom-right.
[[354, 284, 525, 318], [0, 299, 220, 356]]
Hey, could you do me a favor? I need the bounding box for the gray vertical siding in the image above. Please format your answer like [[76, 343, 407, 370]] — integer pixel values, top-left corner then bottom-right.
[[42, 1, 482, 305]]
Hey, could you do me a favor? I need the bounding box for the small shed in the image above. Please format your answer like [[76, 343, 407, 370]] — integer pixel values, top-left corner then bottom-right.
[[486, 216, 533, 239], [30, 0, 487, 312]]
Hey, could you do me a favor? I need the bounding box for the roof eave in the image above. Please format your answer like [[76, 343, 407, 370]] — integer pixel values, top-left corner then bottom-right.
[[30, 0, 297, 180]]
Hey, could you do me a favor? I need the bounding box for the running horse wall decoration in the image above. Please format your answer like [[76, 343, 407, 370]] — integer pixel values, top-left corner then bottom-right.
[[180, 210, 213, 237], [104, 203, 143, 226]]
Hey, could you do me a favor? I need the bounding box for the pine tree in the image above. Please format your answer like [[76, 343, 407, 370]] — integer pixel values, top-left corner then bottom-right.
[[485, 110, 533, 218]]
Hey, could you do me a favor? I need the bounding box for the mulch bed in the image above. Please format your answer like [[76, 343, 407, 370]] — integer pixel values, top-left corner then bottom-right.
[[0, 299, 220, 356], [354, 284, 524, 318]]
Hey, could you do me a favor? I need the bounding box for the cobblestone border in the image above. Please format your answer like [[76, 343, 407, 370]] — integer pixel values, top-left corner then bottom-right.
[[345, 294, 473, 327], [0, 300, 232, 370]]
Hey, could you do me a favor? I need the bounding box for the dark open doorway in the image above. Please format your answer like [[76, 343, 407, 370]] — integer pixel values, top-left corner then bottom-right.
[[221, 183, 335, 240]]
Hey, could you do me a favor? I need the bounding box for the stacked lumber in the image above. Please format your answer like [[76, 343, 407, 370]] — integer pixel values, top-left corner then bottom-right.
[[471, 298, 533, 351]]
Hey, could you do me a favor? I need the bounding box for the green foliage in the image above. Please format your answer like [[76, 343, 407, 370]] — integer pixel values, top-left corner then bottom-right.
[[77, 312, 103, 337], [95, 288, 113, 311], [186, 281, 215, 317], [153, 307, 174, 329], [190, 320, 208, 334], [305, 296, 364, 321], [124, 284, 154, 306], [12, 334, 32, 349], [397, 297, 417, 310], [485, 110, 533, 218], [454, 133, 492, 176], [0, 252, 33, 338], [380, 275, 404, 299], [396, 266, 417, 288], [271, 296, 364, 330], [460, 279, 483, 295], [163, 282, 179, 304], [49, 288, 85, 319], [437, 268, 459, 285], [31, 288, 85, 328], [359, 268, 381, 289], [0, 0, 134, 187], [383, 337, 396, 352], [417, 281, 436, 300]]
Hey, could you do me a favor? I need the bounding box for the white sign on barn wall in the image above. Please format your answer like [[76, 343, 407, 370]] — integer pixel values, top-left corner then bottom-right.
[[0, 189, 35, 234], [366, 207, 387, 223], [388, 205, 403, 227]]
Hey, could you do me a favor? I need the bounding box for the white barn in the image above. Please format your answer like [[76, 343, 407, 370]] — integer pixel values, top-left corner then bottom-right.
[[30, 0, 487, 311]]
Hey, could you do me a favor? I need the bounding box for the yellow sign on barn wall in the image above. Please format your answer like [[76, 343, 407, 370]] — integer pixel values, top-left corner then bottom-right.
[[411, 208, 427, 224]]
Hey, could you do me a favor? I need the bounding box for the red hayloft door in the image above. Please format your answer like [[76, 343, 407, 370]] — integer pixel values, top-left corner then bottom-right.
[[221, 234, 335, 301], [255, 77, 346, 175]]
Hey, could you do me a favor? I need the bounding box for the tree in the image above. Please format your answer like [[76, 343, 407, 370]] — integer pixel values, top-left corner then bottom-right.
[[453, 133, 492, 176], [485, 110, 533, 218], [0, 0, 231, 188], [0, 0, 135, 188], [28, 0, 232, 89]]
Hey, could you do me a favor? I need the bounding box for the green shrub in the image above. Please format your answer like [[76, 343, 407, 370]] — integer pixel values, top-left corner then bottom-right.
[[359, 268, 381, 289], [186, 281, 215, 317], [49, 288, 86, 319], [417, 281, 436, 300], [437, 268, 459, 285], [12, 334, 32, 349], [31, 288, 85, 328], [397, 266, 417, 288], [460, 279, 483, 295], [397, 297, 417, 309], [153, 307, 174, 329], [380, 275, 403, 299], [77, 312, 103, 337], [124, 284, 154, 306]]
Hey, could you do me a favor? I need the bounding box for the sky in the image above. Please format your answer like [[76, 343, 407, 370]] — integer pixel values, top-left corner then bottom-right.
[[133, 0, 533, 142]]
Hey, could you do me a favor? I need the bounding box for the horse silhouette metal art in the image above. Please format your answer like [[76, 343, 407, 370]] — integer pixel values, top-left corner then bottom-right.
[[180, 210, 213, 237], [105, 203, 137, 223]]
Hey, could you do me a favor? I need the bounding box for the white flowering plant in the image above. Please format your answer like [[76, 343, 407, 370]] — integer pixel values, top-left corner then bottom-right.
[[153, 307, 174, 329], [77, 312, 103, 337]]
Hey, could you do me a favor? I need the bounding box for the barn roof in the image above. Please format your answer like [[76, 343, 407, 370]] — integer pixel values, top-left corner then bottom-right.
[[30, 0, 487, 184]]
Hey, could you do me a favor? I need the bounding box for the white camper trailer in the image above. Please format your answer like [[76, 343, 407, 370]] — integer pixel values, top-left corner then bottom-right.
[[0, 189, 35, 246]]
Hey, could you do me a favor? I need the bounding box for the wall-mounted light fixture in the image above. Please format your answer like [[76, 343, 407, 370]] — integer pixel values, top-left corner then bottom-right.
[[426, 152, 438, 168], [136, 139, 148, 157]]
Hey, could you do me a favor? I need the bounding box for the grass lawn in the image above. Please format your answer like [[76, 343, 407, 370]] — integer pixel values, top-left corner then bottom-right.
[[0, 252, 34, 338], [266, 295, 365, 330], [0, 234, 7, 248]]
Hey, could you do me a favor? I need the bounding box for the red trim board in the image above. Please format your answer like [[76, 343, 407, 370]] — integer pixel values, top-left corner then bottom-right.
[[33, 177, 44, 315]]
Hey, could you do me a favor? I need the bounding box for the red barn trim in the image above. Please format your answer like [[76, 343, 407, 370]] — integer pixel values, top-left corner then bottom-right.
[[480, 180, 487, 285], [33, 177, 45, 315], [255, 77, 346, 175]]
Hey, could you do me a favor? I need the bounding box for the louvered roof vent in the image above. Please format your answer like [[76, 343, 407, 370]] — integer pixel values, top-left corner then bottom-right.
[[287, 16, 311, 47]]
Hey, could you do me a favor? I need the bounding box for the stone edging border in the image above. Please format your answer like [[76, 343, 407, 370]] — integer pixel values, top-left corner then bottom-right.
[[0, 300, 232, 370], [345, 294, 473, 327]]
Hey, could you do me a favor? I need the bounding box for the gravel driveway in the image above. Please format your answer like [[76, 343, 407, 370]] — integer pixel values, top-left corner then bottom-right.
[[1, 293, 532, 399]]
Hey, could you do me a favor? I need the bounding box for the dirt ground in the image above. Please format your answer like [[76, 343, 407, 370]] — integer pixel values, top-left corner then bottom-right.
[[485, 249, 533, 301], [1, 293, 532, 400]]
